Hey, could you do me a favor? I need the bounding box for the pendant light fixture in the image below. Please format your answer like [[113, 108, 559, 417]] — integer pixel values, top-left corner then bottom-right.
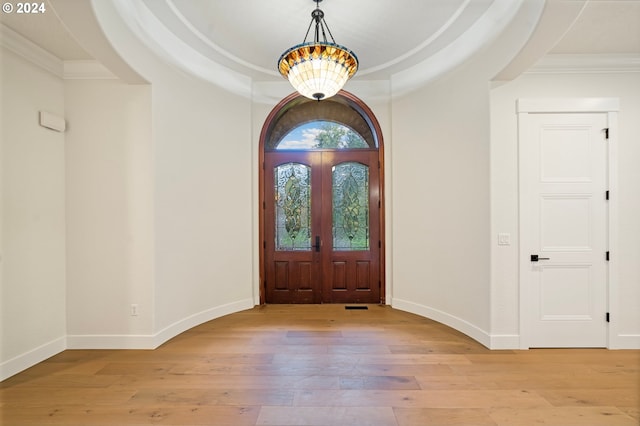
[[278, 0, 358, 101]]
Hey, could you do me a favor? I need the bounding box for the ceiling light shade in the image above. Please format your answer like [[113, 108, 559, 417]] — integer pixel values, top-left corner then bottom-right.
[[278, 0, 358, 101]]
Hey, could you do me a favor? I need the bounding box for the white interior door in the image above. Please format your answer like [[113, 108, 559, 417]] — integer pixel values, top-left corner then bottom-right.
[[520, 111, 608, 348]]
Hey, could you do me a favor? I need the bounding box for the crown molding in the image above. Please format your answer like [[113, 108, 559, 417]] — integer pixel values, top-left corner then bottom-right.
[[1, 23, 116, 80], [1, 23, 63, 77], [64, 60, 117, 80], [527, 54, 640, 74]]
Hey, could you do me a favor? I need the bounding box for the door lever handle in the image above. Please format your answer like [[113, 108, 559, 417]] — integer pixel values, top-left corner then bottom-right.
[[314, 236, 321, 252], [530, 254, 550, 262]]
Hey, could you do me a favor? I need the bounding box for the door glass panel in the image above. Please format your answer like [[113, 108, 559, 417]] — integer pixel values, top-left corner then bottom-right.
[[332, 162, 369, 251], [275, 163, 311, 251]]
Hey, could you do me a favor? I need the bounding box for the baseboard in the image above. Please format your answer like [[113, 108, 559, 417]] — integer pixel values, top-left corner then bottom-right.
[[391, 298, 492, 348], [67, 298, 255, 350], [3, 299, 256, 381], [610, 334, 640, 350], [0, 336, 67, 382], [152, 298, 255, 348], [489, 334, 520, 350], [66, 333, 157, 350]]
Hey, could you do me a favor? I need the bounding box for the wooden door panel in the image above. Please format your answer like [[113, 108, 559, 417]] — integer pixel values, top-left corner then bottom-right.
[[273, 261, 289, 290], [326, 260, 373, 290], [268, 259, 317, 303], [355, 261, 371, 290], [272, 260, 314, 290], [330, 262, 347, 290]]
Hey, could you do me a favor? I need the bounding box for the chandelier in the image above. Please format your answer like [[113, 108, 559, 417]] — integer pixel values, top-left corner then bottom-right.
[[278, 0, 358, 101]]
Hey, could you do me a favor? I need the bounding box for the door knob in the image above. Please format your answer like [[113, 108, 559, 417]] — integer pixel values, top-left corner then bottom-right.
[[530, 254, 550, 262], [313, 236, 321, 252]]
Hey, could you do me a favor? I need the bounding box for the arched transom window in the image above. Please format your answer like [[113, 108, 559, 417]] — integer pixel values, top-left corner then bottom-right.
[[277, 121, 368, 150], [263, 95, 378, 151]]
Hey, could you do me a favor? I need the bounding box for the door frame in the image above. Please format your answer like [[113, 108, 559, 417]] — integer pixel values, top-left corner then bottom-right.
[[517, 97, 619, 349], [258, 90, 385, 304]]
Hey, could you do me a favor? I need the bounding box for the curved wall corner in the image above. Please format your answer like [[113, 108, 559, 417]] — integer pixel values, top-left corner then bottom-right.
[[391, 299, 491, 347], [56, 0, 258, 348]]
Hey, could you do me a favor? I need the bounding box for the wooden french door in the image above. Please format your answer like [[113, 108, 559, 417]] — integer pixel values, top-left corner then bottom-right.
[[264, 150, 380, 304]]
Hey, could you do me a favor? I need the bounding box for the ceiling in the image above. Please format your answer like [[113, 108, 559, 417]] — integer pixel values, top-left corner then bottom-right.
[[1, 0, 639, 82]]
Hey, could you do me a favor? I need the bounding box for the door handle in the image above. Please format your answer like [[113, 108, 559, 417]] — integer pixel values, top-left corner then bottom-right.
[[530, 254, 550, 262], [313, 236, 321, 252]]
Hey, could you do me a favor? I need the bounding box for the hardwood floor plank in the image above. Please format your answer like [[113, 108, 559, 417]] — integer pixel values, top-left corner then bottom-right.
[[339, 375, 421, 390], [413, 375, 481, 391], [100, 374, 340, 391], [0, 404, 261, 425], [489, 406, 638, 426], [0, 387, 137, 406], [256, 406, 398, 426], [128, 388, 295, 407], [389, 343, 491, 355], [269, 353, 471, 366], [394, 408, 497, 426], [536, 388, 639, 408], [327, 344, 391, 354], [292, 389, 552, 409]]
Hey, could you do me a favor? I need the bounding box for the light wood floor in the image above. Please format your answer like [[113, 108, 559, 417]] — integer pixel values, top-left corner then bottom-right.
[[1, 305, 638, 425]]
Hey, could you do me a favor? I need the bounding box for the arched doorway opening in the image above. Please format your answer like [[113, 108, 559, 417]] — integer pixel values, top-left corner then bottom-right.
[[259, 91, 385, 304]]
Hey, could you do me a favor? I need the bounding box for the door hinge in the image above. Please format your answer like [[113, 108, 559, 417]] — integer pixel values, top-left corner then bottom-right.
[[263, 201, 266, 209], [603, 128, 609, 139], [263, 241, 266, 249], [606, 312, 610, 323], [378, 240, 381, 248], [606, 190, 609, 200], [606, 251, 610, 261], [378, 200, 381, 208]]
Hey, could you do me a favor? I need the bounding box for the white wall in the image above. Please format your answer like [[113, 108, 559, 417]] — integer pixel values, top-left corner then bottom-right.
[[65, 79, 154, 346], [152, 67, 254, 339], [390, 66, 492, 344], [87, 2, 256, 344], [386, 0, 547, 347], [0, 48, 66, 378], [490, 71, 640, 348]]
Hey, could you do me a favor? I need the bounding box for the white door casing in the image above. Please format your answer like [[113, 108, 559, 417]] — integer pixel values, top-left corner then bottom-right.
[[517, 98, 619, 349]]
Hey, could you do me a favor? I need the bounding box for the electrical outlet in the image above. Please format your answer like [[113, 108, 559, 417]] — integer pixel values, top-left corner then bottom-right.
[[131, 304, 139, 316]]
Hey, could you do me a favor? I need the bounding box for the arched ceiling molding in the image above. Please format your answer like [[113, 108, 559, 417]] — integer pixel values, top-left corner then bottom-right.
[[50, 0, 146, 84], [391, 0, 532, 97], [493, 0, 587, 81], [358, 0, 471, 77], [164, 0, 279, 78], [88, 0, 535, 100], [103, 0, 251, 97]]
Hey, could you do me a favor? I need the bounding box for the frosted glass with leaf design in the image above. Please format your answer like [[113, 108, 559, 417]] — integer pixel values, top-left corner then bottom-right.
[[332, 162, 369, 251]]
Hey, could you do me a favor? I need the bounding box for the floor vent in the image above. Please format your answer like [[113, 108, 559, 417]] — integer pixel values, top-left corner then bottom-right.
[[345, 305, 368, 310]]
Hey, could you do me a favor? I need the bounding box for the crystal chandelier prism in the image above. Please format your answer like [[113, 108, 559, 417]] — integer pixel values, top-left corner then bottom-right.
[[278, 0, 358, 101]]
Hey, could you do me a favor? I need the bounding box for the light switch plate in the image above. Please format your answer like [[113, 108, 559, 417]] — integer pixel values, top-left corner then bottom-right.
[[498, 233, 511, 246]]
